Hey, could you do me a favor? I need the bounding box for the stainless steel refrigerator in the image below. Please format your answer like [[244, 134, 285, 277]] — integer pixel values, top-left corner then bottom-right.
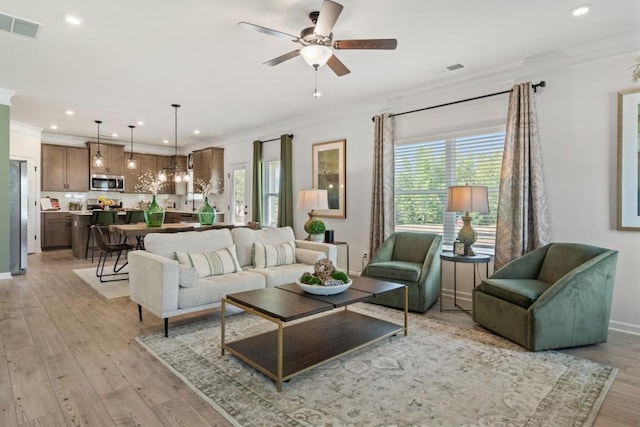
[[9, 159, 27, 275]]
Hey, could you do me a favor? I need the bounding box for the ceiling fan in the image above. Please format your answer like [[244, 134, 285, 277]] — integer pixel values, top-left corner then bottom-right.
[[238, 0, 397, 76]]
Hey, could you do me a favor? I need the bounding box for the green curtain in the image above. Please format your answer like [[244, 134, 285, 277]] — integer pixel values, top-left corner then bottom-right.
[[251, 140, 262, 224], [278, 134, 293, 227]]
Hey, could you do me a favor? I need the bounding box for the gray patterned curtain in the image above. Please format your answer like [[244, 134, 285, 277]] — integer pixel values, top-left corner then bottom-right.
[[495, 82, 551, 269], [251, 141, 263, 224], [278, 134, 293, 227], [369, 113, 395, 257]]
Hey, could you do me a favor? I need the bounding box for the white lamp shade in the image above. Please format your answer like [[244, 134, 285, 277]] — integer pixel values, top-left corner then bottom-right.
[[300, 45, 332, 67], [446, 185, 489, 213], [297, 189, 329, 210]]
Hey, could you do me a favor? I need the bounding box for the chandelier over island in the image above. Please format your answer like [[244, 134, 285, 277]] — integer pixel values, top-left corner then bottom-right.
[[158, 104, 190, 183]]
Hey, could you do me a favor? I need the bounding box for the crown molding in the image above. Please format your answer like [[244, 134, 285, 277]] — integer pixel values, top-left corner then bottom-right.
[[10, 120, 42, 136]]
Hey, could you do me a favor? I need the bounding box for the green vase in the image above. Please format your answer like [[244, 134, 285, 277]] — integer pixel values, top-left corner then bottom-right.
[[198, 197, 216, 225], [144, 194, 165, 227]]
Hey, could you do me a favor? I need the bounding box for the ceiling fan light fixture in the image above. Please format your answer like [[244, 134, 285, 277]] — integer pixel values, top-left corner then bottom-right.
[[300, 45, 332, 68]]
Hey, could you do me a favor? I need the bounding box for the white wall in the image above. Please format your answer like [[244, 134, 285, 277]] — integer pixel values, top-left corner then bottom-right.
[[218, 51, 640, 334]]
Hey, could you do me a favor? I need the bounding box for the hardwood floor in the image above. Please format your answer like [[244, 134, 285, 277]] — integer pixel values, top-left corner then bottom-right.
[[1, 250, 638, 426]]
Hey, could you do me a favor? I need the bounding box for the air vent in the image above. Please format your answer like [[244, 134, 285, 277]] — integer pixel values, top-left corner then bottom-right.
[[0, 12, 41, 38], [446, 63, 464, 71]]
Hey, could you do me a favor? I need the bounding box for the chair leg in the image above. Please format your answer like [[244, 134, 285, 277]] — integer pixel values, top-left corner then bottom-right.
[[164, 318, 169, 338], [113, 249, 128, 273], [138, 304, 143, 321], [95, 249, 128, 283]]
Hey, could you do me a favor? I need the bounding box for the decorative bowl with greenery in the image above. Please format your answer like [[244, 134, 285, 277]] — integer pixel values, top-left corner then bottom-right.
[[296, 259, 351, 295]]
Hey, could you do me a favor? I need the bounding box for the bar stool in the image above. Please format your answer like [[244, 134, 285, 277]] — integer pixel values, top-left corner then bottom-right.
[[92, 225, 134, 282], [85, 210, 118, 262], [124, 210, 146, 249]]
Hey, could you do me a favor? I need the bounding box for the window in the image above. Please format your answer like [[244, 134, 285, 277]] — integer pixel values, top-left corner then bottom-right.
[[230, 164, 247, 224], [262, 160, 280, 227], [394, 130, 505, 252]]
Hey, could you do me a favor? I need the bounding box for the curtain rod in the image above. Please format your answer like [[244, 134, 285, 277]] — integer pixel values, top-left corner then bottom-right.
[[373, 81, 546, 121], [257, 134, 294, 143]]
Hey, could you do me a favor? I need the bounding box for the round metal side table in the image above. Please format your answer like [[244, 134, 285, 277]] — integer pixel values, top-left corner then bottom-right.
[[439, 252, 491, 315]]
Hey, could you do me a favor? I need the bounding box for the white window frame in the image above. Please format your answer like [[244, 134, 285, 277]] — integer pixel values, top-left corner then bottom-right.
[[394, 127, 505, 253]]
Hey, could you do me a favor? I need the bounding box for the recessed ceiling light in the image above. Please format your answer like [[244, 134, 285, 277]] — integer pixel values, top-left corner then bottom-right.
[[136, 121, 144, 126], [163, 139, 169, 144], [65, 15, 82, 25], [570, 4, 591, 16], [193, 129, 200, 135], [65, 110, 74, 115], [111, 133, 118, 138], [50, 124, 58, 130]]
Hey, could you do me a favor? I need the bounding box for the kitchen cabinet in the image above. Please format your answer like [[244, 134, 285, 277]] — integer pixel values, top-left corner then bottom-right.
[[87, 142, 125, 175], [41, 144, 89, 192], [123, 153, 188, 194], [192, 147, 224, 193], [156, 155, 173, 194], [41, 212, 72, 250]]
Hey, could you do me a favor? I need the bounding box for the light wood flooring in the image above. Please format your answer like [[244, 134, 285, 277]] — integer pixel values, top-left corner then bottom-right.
[[0, 250, 638, 426]]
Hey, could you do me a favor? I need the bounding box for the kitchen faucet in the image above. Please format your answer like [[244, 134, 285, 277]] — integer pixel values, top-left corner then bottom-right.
[[186, 192, 196, 212]]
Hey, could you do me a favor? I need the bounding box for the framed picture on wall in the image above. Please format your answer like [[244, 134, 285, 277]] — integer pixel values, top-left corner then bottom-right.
[[617, 87, 640, 230], [312, 139, 346, 218]]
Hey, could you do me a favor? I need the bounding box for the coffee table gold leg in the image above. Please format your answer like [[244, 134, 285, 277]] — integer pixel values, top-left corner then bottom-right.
[[221, 299, 226, 355], [277, 321, 283, 392], [404, 285, 408, 336]]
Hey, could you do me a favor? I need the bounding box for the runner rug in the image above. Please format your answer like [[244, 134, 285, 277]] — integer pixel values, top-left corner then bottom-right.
[[136, 303, 616, 426]]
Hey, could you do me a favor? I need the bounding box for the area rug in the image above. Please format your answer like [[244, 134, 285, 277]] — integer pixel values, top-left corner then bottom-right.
[[136, 303, 616, 426], [72, 267, 129, 299]]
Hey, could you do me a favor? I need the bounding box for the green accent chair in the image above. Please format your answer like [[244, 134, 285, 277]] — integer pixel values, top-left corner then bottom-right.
[[362, 232, 442, 313], [472, 243, 618, 351]]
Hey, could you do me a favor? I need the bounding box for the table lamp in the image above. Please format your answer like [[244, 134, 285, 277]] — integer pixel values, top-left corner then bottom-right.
[[445, 184, 489, 255], [297, 189, 329, 238]]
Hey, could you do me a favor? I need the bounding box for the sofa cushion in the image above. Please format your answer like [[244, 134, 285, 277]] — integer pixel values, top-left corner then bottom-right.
[[232, 226, 296, 267], [178, 271, 266, 309], [295, 247, 326, 265], [248, 263, 316, 287], [175, 245, 242, 278], [144, 228, 234, 260], [364, 261, 422, 282], [478, 278, 552, 309], [537, 243, 605, 284], [253, 241, 295, 268], [178, 264, 199, 288]]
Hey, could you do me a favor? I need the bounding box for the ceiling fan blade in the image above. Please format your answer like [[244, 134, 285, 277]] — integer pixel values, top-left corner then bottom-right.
[[238, 21, 298, 41], [263, 50, 301, 66], [333, 39, 398, 50], [314, 0, 343, 37], [326, 54, 350, 76]]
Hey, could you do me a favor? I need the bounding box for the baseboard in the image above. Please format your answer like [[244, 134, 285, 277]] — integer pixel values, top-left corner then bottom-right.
[[441, 288, 472, 304], [0, 271, 11, 280], [609, 320, 640, 337]]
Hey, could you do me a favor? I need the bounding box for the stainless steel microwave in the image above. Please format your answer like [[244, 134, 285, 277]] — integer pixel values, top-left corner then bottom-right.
[[91, 174, 124, 192]]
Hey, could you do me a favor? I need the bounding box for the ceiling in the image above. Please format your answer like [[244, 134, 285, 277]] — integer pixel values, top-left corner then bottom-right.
[[1, 0, 639, 150]]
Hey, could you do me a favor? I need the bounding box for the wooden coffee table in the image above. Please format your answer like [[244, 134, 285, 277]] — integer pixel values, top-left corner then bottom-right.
[[221, 276, 407, 391]]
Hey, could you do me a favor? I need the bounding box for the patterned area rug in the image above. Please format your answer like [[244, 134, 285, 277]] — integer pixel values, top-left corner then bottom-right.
[[72, 267, 129, 299], [136, 303, 616, 426]]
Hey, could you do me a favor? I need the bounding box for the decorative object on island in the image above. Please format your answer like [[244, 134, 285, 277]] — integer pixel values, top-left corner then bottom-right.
[[312, 139, 346, 218], [135, 170, 167, 227], [297, 188, 328, 239], [93, 120, 103, 167], [159, 104, 190, 183], [445, 184, 489, 256], [198, 197, 216, 225], [144, 195, 165, 227], [127, 125, 136, 170], [296, 259, 351, 295], [97, 195, 115, 209]]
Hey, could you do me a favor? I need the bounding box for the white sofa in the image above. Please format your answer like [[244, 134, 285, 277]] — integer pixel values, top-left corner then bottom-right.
[[128, 226, 337, 336]]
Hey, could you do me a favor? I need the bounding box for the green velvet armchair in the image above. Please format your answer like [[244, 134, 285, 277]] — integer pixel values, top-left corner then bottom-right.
[[362, 232, 442, 312], [473, 243, 618, 351]]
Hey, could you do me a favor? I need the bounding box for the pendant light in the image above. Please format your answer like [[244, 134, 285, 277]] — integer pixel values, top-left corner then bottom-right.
[[171, 103, 189, 183], [93, 120, 103, 167], [127, 125, 137, 170]]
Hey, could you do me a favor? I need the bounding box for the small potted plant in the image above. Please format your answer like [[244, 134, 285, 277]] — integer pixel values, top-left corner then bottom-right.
[[307, 219, 326, 242]]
